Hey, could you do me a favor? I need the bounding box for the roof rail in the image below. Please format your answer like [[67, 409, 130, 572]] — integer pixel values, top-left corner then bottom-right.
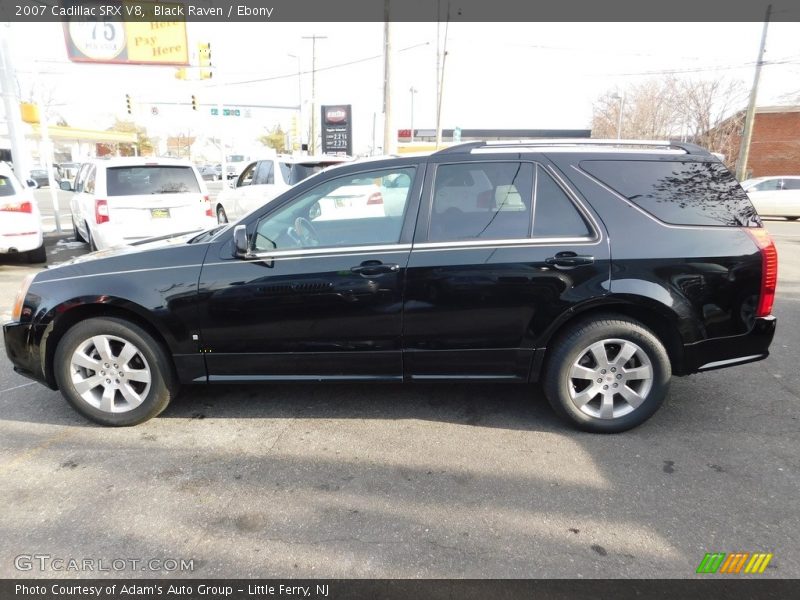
[[433, 138, 712, 156]]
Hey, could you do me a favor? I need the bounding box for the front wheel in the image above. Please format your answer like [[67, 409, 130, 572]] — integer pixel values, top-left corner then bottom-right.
[[54, 317, 178, 426], [543, 316, 671, 433]]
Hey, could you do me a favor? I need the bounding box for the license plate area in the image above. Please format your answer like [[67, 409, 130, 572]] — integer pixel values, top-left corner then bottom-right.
[[150, 208, 171, 219]]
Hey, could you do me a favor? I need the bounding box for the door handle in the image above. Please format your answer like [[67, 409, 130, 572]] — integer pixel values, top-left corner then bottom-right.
[[351, 260, 400, 276], [544, 252, 595, 268]]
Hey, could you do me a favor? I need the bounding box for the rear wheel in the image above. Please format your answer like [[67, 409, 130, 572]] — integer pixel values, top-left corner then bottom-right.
[[86, 223, 98, 251], [216, 205, 228, 224], [72, 216, 86, 243], [543, 315, 671, 433], [54, 317, 178, 426]]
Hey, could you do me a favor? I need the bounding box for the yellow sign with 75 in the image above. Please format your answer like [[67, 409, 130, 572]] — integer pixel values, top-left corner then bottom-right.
[[63, 1, 189, 66]]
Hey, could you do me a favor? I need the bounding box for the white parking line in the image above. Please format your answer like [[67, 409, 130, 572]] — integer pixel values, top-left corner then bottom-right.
[[0, 381, 36, 394]]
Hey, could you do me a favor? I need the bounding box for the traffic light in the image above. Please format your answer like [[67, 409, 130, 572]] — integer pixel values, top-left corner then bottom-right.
[[191, 95, 198, 111], [125, 94, 132, 115], [198, 42, 212, 80]]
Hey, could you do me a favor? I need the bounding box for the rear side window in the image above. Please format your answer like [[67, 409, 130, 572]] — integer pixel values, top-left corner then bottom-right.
[[106, 166, 201, 196], [534, 167, 591, 237], [783, 179, 800, 190], [581, 160, 760, 227], [429, 162, 534, 241], [0, 176, 15, 196]]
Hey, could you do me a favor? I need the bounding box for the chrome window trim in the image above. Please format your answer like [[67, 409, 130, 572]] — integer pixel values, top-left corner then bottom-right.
[[412, 236, 599, 251]]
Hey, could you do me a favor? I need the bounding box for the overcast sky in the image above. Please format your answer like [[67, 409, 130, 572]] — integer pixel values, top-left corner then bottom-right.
[[6, 21, 800, 154]]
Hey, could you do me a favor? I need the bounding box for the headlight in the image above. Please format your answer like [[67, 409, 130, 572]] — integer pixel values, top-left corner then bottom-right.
[[11, 274, 36, 322]]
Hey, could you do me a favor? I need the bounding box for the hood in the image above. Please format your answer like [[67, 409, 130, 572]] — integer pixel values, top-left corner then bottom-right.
[[46, 229, 212, 271]]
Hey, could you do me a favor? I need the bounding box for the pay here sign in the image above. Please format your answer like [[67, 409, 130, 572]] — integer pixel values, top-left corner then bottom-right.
[[62, 1, 189, 66]]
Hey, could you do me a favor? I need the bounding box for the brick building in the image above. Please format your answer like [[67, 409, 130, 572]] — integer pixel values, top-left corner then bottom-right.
[[729, 105, 800, 178]]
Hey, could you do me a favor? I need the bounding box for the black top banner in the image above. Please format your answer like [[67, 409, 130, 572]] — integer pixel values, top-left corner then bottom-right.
[[2, 0, 800, 22], [2, 579, 800, 600]]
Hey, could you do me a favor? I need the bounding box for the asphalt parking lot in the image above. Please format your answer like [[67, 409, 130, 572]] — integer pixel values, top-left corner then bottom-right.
[[0, 219, 798, 579]]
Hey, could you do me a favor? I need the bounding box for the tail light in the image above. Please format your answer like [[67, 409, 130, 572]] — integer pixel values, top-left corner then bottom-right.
[[203, 194, 213, 217], [95, 199, 109, 224], [745, 228, 778, 317], [366, 191, 384, 205], [0, 200, 33, 213]]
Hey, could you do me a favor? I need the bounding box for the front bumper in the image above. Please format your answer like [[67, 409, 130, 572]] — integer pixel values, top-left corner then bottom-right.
[[3, 321, 49, 386], [682, 315, 776, 374]]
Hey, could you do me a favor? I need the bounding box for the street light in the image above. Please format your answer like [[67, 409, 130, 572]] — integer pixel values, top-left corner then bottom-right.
[[288, 53, 303, 150], [409, 86, 417, 143], [610, 92, 625, 140]]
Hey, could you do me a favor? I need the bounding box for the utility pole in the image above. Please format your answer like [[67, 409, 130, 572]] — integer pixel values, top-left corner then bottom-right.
[[435, 1, 450, 149], [382, 0, 395, 155], [0, 25, 30, 180], [736, 5, 771, 181], [288, 53, 303, 150], [302, 34, 326, 154], [32, 64, 61, 233], [409, 86, 417, 143]]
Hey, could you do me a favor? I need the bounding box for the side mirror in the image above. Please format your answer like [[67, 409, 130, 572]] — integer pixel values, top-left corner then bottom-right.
[[25, 179, 38, 189], [59, 181, 73, 192], [233, 224, 249, 257], [228, 179, 236, 188]]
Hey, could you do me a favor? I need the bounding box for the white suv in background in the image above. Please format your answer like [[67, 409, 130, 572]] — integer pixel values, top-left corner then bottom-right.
[[741, 175, 800, 220], [65, 158, 215, 250], [214, 155, 351, 223], [0, 162, 45, 263]]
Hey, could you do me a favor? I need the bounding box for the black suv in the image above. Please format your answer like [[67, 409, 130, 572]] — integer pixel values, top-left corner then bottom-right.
[[3, 140, 777, 432]]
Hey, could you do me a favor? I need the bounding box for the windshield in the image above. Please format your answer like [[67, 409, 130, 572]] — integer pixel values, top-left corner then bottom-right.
[[226, 155, 247, 163], [106, 166, 201, 196]]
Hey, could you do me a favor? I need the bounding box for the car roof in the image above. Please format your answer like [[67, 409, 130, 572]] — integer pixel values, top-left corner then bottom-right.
[[82, 157, 195, 168]]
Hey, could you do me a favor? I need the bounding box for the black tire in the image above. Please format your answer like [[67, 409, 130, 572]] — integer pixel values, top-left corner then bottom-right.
[[72, 216, 86, 243], [54, 317, 178, 426], [543, 315, 671, 433], [25, 242, 47, 264], [87, 223, 98, 251], [216, 205, 228, 224]]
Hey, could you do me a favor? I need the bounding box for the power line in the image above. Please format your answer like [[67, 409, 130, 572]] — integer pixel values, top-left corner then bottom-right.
[[207, 41, 430, 88]]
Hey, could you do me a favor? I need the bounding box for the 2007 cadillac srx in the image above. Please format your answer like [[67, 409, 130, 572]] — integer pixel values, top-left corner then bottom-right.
[[3, 140, 777, 432]]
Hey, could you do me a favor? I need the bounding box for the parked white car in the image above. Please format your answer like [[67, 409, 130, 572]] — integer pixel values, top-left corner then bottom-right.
[[214, 155, 351, 223], [0, 162, 45, 263], [65, 158, 215, 250], [741, 176, 800, 220]]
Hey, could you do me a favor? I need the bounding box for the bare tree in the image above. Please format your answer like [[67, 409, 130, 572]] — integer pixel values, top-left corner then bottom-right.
[[592, 76, 747, 167]]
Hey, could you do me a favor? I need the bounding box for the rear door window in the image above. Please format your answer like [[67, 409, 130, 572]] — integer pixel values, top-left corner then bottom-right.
[[428, 162, 534, 241], [533, 167, 591, 237], [580, 160, 760, 227], [106, 166, 201, 196]]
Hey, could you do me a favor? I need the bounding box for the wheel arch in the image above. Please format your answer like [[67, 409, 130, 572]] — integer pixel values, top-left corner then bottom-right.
[[534, 297, 688, 380], [41, 301, 177, 390]]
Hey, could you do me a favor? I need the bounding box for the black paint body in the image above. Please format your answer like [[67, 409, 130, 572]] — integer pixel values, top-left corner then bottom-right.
[[4, 150, 776, 390]]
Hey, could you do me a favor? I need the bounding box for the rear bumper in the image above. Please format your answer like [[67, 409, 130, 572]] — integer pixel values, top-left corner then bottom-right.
[[3, 321, 51, 387], [682, 315, 776, 374], [0, 231, 43, 254]]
